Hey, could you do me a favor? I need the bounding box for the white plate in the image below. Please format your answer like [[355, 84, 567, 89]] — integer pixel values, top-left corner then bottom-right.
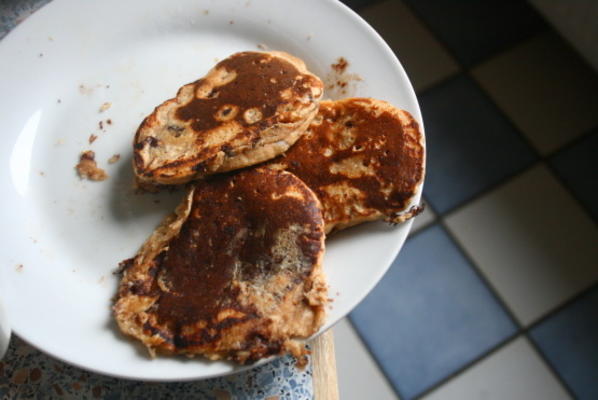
[[0, 0, 424, 381]]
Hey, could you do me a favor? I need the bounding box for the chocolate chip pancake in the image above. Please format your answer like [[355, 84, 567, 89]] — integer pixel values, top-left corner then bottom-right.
[[133, 51, 324, 186], [266, 98, 425, 233], [113, 168, 327, 365]]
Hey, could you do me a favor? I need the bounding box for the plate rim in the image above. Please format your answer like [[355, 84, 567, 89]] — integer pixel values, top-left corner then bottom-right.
[[0, 0, 425, 381]]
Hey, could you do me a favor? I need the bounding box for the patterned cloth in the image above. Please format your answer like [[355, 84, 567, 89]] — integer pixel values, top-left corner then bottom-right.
[[0, 338, 312, 399]]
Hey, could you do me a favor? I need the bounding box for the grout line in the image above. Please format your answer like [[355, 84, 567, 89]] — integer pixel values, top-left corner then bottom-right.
[[465, 68, 541, 156], [523, 335, 578, 399], [412, 333, 520, 400], [415, 70, 462, 97], [544, 127, 598, 160], [437, 159, 539, 217], [441, 220, 597, 399], [406, 220, 437, 240], [351, 223, 596, 400], [420, 74, 598, 222], [356, 4, 597, 399], [399, 1, 549, 69], [544, 160, 598, 225], [525, 282, 598, 332], [400, 2, 598, 224], [346, 317, 406, 400], [437, 222, 523, 329]]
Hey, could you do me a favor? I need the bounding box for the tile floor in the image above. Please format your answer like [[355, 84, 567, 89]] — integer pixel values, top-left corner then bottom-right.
[[335, 1, 598, 399]]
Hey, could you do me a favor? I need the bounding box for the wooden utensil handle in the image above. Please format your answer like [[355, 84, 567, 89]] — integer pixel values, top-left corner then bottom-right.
[[311, 329, 339, 400]]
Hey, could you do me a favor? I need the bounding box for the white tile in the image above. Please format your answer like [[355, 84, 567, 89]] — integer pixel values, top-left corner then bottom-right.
[[410, 197, 435, 235], [473, 32, 598, 154], [422, 337, 571, 400], [359, 0, 459, 92], [446, 164, 598, 326], [333, 318, 399, 400]]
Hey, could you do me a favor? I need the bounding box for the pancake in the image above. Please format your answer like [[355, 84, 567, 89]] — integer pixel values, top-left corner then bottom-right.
[[113, 168, 327, 365], [133, 51, 324, 186], [266, 98, 425, 233]]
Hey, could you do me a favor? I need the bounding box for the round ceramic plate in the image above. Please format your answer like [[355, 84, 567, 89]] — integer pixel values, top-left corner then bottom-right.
[[0, 0, 424, 381]]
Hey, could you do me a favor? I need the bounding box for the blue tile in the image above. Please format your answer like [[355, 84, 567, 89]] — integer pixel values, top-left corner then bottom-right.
[[530, 286, 598, 400], [550, 130, 598, 221], [402, 0, 547, 66], [420, 74, 537, 214], [350, 224, 517, 400]]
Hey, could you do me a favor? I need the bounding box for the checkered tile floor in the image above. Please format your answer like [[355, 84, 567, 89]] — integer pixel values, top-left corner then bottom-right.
[[335, 1, 598, 399]]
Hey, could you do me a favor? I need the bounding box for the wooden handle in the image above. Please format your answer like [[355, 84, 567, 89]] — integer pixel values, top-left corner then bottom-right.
[[311, 329, 339, 400]]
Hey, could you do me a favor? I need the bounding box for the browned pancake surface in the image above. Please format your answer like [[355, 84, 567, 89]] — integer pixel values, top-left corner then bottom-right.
[[134, 51, 323, 186], [267, 98, 425, 233], [114, 168, 327, 364]]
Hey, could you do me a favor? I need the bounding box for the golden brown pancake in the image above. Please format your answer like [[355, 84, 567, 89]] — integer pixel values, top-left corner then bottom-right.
[[266, 98, 425, 233], [114, 168, 327, 365], [133, 51, 324, 186]]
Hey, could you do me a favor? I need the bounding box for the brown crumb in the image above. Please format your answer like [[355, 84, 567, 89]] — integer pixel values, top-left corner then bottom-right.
[[76, 151, 108, 181], [331, 57, 348, 73], [229, 20, 234, 24], [99, 102, 111, 112], [38, 171, 45, 177], [108, 154, 121, 164], [48, 36, 54, 41], [106, 118, 112, 125], [257, 43, 267, 50], [88, 134, 98, 144], [203, 9, 209, 15], [15, 264, 23, 272], [98, 121, 104, 130], [325, 57, 362, 99]]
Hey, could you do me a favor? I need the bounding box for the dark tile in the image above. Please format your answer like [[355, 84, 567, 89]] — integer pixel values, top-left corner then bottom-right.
[[550, 130, 598, 221], [402, 0, 547, 66], [350, 224, 517, 399], [339, 0, 384, 11], [420, 74, 537, 214], [530, 286, 598, 400]]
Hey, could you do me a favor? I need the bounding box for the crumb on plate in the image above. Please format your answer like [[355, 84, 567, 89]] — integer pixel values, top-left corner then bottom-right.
[[76, 150, 108, 181], [108, 154, 121, 164], [99, 102, 112, 112]]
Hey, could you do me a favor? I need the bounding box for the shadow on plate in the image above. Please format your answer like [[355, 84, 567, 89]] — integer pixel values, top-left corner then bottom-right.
[[107, 152, 186, 223]]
